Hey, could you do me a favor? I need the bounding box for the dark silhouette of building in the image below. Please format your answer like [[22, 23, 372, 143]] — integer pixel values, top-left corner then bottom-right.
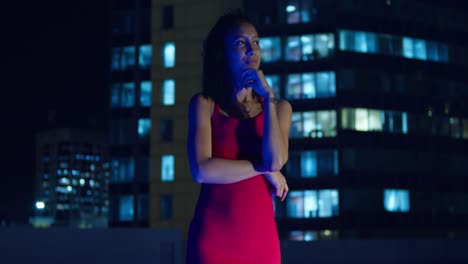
[[109, 0, 152, 227]]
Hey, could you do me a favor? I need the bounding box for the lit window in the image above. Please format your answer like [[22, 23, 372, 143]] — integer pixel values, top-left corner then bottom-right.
[[285, 0, 312, 24], [111, 158, 135, 182], [138, 118, 151, 140], [290, 110, 337, 138], [384, 189, 410, 212], [265, 75, 281, 98], [121, 82, 135, 107], [111, 84, 120, 108], [286, 72, 335, 99], [140, 81, 152, 107], [413, 39, 427, 60], [121, 46, 136, 70], [261, 37, 281, 62], [119, 195, 134, 221], [289, 230, 317, 241], [111, 47, 121, 71], [287, 190, 339, 218], [163, 42, 175, 68], [285, 150, 338, 178], [161, 155, 175, 182], [139, 44, 152, 69], [402, 37, 414, 58], [341, 108, 408, 134], [162, 79, 175, 105]]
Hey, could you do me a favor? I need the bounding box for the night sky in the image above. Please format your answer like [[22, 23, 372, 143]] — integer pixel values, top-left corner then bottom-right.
[[2, 1, 110, 223]]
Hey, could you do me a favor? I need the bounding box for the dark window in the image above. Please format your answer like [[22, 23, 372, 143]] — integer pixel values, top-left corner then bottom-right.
[[160, 194, 173, 220], [162, 5, 174, 29], [161, 118, 173, 142]]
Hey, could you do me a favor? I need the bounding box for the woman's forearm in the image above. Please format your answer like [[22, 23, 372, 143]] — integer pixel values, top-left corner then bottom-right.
[[262, 96, 288, 171], [192, 157, 268, 184]]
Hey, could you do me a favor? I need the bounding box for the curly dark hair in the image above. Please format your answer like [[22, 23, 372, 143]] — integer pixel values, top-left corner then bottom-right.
[[201, 10, 260, 112]]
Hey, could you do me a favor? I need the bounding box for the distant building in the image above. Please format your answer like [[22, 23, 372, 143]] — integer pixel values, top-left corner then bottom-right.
[[149, 0, 468, 240], [31, 128, 110, 228], [108, 0, 152, 227]]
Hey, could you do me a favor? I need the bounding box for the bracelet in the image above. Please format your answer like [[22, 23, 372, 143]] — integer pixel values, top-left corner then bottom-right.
[[264, 97, 280, 106]]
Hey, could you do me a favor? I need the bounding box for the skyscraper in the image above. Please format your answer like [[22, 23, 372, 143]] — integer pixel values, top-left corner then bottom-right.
[[109, 0, 152, 227], [150, 0, 468, 239], [32, 128, 109, 228]]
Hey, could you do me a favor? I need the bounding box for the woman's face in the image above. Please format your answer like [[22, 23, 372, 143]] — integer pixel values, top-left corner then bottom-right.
[[224, 22, 261, 86]]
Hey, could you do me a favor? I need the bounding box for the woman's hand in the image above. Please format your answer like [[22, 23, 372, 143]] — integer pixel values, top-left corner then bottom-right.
[[264, 171, 289, 201], [241, 68, 273, 98]]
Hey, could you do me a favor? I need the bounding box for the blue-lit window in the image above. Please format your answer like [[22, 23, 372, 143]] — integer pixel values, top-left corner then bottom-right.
[[111, 47, 121, 71], [161, 155, 174, 182], [160, 194, 173, 220], [285, 0, 312, 24], [111, 158, 134, 182], [287, 150, 338, 178], [289, 230, 317, 241], [119, 195, 134, 221], [340, 30, 451, 63], [121, 46, 136, 70], [265, 75, 281, 98], [286, 34, 334, 61], [403, 37, 430, 60], [286, 72, 335, 99], [287, 190, 339, 218], [139, 44, 152, 69], [111, 84, 120, 108], [138, 118, 151, 140], [121, 82, 135, 107], [163, 42, 175, 68], [384, 189, 410, 212], [290, 110, 337, 138], [261, 37, 281, 62], [162, 79, 175, 105], [140, 81, 152, 107]]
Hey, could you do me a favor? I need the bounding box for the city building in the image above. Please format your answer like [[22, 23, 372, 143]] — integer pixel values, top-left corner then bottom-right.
[[31, 128, 110, 228], [109, 0, 152, 227], [150, 0, 468, 240]]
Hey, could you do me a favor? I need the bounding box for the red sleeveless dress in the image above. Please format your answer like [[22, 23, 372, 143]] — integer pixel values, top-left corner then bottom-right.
[[186, 100, 281, 264]]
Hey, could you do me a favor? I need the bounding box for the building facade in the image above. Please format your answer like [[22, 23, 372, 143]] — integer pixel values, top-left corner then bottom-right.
[[109, 0, 152, 227], [32, 128, 109, 228], [149, 0, 468, 239]]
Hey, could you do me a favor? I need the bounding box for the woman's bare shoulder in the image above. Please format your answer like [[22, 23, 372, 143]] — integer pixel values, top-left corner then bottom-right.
[[189, 93, 214, 115]]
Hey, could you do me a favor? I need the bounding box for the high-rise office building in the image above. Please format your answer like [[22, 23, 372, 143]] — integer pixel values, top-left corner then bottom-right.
[[31, 128, 109, 228], [109, 0, 152, 227], [150, 0, 468, 239]]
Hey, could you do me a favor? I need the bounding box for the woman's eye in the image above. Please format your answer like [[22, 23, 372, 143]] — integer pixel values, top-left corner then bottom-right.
[[235, 40, 245, 46]]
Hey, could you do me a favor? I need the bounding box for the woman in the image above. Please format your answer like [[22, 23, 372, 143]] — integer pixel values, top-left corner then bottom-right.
[[186, 10, 292, 264]]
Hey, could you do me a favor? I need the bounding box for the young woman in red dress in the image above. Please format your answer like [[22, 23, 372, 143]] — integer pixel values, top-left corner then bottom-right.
[[186, 10, 292, 264]]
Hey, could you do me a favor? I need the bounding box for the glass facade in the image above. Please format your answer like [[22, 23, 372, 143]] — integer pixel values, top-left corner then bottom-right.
[[339, 30, 451, 63], [286, 72, 336, 99]]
